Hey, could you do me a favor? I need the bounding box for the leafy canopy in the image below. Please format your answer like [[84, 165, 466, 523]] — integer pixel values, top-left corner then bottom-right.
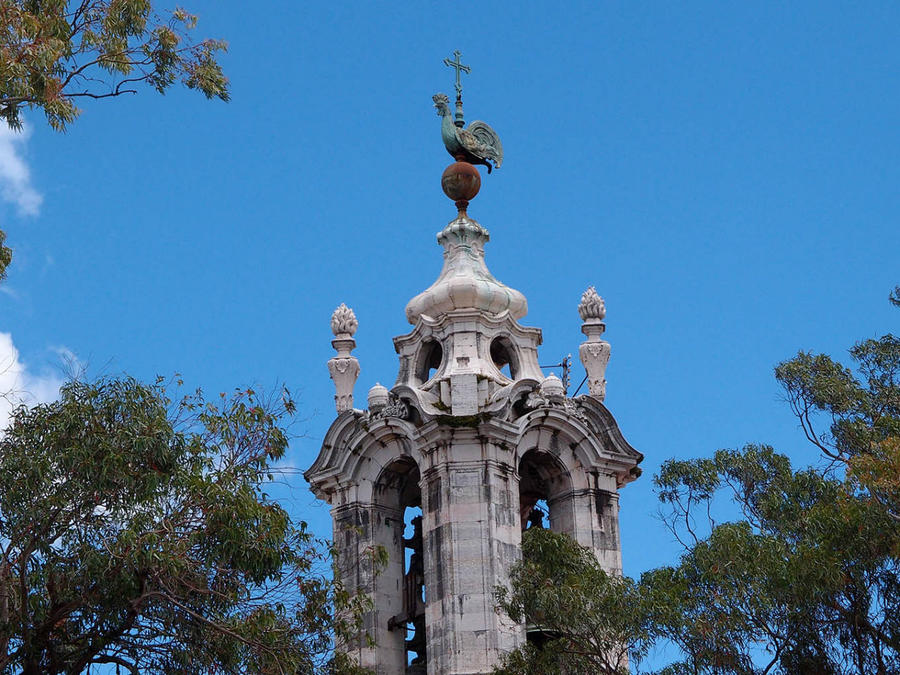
[[0, 0, 229, 131], [493, 527, 651, 675], [0, 229, 10, 281], [0, 376, 365, 674], [494, 286, 900, 675], [0, 0, 229, 282]]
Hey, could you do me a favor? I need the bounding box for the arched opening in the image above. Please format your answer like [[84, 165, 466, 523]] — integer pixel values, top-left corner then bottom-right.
[[518, 449, 572, 647], [414, 339, 443, 385], [377, 458, 426, 672], [490, 336, 520, 380], [518, 449, 570, 532]]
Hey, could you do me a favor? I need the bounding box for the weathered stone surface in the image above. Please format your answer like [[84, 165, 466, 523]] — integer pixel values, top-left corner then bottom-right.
[[307, 219, 642, 674]]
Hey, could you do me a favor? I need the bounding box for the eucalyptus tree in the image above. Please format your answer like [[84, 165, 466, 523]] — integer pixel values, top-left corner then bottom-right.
[[493, 527, 651, 675], [0, 0, 229, 280], [0, 376, 367, 674], [0, 0, 228, 131], [494, 286, 900, 675]]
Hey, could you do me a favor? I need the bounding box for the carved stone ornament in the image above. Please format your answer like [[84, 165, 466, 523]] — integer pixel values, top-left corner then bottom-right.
[[579, 341, 610, 401], [578, 286, 610, 402], [328, 355, 359, 414], [539, 373, 565, 399], [578, 286, 606, 322], [523, 386, 589, 425], [330, 303, 358, 337], [366, 394, 410, 423], [328, 303, 360, 413]]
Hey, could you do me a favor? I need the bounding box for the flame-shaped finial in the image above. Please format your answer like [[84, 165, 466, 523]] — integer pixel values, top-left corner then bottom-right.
[[578, 286, 606, 322], [577, 286, 610, 401], [330, 303, 358, 337]]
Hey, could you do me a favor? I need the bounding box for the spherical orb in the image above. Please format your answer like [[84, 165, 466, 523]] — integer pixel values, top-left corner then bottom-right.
[[441, 161, 481, 203]]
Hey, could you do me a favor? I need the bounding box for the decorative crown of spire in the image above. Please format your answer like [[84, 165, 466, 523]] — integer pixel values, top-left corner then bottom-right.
[[433, 51, 504, 217], [330, 303, 358, 337], [578, 286, 606, 322]]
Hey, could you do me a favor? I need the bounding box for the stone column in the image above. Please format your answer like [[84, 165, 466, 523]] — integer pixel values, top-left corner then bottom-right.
[[419, 428, 524, 674], [332, 499, 406, 673], [549, 483, 622, 573]]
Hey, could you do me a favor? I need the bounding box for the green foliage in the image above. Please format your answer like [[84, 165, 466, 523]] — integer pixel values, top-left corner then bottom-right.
[[0, 376, 367, 674], [495, 288, 900, 674], [494, 528, 651, 675], [643, 290, 900, 673], [0, 0, 229, 131], [0, 228, 9, 280]]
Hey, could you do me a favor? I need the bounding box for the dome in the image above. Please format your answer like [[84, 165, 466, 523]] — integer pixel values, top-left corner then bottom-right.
[[405, 214, 527, 324], [540, 373, 565, 398], [367, 383, 389, 409]]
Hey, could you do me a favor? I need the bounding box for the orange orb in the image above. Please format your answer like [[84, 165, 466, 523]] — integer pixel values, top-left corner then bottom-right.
[[441, 161, 481, 203]]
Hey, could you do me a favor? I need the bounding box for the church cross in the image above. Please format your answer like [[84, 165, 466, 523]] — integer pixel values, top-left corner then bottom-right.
[[443, 50, 470, 100]]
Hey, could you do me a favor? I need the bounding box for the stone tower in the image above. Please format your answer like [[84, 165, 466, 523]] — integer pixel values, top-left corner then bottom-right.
[[306, 82, 642, 675]]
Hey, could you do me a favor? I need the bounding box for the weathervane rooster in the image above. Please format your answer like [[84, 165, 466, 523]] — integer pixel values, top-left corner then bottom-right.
[[433, 92, 503, 173]]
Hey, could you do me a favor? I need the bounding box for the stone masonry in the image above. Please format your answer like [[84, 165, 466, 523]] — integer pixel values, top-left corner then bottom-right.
[[306, 205, 642, 674]]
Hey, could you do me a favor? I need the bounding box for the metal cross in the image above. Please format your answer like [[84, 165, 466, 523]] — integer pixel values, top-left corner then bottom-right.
[[443, 50, 470, 100]]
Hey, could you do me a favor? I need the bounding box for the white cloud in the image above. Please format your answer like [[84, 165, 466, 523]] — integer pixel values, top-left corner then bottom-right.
[[0, 332, 64, 427], [0, 123, 42, 216]]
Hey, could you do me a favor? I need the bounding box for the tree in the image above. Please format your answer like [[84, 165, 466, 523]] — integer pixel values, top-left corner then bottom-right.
[[0, 229, 9, 281], [493, 527, 651, 675], [0, 376, 368, 674], [0, 0, 229, 281], [494, 286, 900, 674], [0, 0, 228, 131]]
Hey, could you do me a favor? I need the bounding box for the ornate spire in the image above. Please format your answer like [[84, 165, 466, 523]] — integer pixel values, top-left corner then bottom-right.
[[577, 286, 610, 401], [327, 303, 360, 413], [408, 60, 521, 324]]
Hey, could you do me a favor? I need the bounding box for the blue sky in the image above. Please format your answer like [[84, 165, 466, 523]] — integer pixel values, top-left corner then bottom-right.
[[1, 0, 898, 653]]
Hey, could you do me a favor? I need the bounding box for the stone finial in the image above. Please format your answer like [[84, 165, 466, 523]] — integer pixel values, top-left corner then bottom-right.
[[328, 303, 360, 414], [367, 382, 389, 411], [331, 303, 358, 337], [577, 286, 610, 402], [540, 373, 565, 400], [578, 286, 606, 322]]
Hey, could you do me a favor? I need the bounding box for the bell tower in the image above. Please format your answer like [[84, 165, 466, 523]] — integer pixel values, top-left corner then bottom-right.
[[306, 60, 642, 675]]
